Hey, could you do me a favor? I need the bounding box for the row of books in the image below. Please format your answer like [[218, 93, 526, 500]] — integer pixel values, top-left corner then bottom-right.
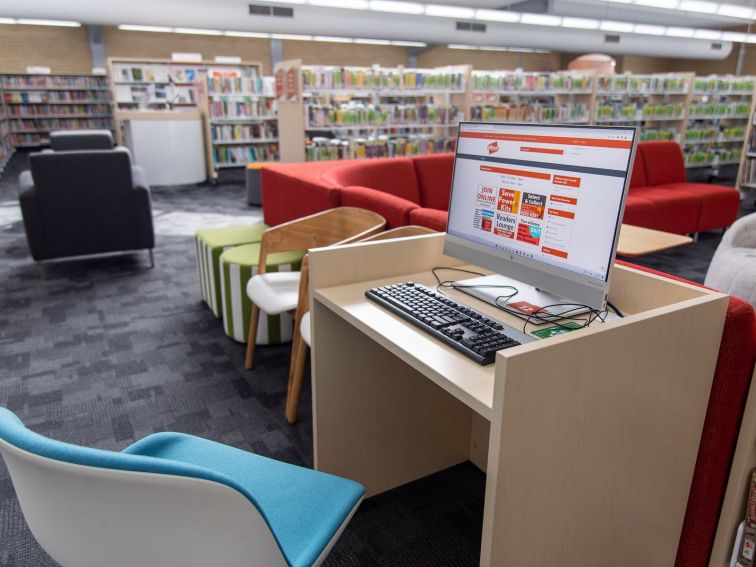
[[210, 123, 278, 142], [7, 104, 111, 116], [685, 148, 741, 166], [306, 104, 460, 128], [597, 75, 688, 94], [115, 84, 196, 106], [639, 129, 677, 142], [213, 144, 279, 165], [207, 76, 265, 95], [3, 91, 110, 103], [471, 72, 592, 93], [740, 154, 756, 186], [11, 133, 51, 146], [685, 126, 745, 142], [302, 67, 465, 92], [595, 103, 684, 121], [688, 102, 751, 118], [208, 100, 274, 119], [9, 118, 113, 131], [305, 135, 454, 161], [113, 64, 199, 84], [0, 75, 108, 89], [470, 102, 589, 123], [692, 77, 754, 94]]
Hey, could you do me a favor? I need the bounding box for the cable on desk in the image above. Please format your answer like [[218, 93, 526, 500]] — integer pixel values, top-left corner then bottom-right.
[[607, 300, 625, 318], [431, 266, 519, 309]]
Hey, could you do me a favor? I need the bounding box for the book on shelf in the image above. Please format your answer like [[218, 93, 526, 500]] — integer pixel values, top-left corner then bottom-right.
[[306, 103, 459, 128], [7, 104, 111, 117], [305, 134, 454, 161], [597, 74, 688, 94], [209, 99, 273, 119], [0, 75, 108, 89], [211, 122, 277, 142], [213, 144, 279, 165], [472, 71, 592, 93], [302, 66, 464, 92], [9, 117, 113, 132], [471, 102, 588, 123]]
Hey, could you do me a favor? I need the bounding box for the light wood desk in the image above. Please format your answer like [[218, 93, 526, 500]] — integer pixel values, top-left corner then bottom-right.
[[308, 233, 727, 566], [617, 224, 694, 257]]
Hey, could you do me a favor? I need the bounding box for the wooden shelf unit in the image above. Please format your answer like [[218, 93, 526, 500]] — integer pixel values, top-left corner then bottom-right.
[[736, 81, 756, 193], [0, 73, 112, 148]]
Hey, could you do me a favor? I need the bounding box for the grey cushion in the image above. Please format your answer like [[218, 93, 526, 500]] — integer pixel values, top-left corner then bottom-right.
[[50, 130, 114, 152], [704, 212, 756, 306]]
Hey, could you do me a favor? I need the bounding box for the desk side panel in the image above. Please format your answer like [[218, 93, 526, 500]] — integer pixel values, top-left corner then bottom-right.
[[482, 294, 728, 567]]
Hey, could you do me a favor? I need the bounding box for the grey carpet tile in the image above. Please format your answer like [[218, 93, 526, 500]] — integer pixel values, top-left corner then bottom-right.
[[0, 150, 750, 566]]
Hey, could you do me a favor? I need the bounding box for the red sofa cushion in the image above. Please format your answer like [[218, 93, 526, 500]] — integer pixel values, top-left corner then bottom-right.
[[409, 208, 448, 232], [340, 186, 418, 229], [659, 183, 740, 233], [261, 163, 340, 226], [413, 153, 454, 210], [322, 158, 422, 204], [628, 187, 700, 234], [629, 147, 647, 188], [622, 195, 660, 229], [640, 141, 686, 186], [616, 261, 756, 567]]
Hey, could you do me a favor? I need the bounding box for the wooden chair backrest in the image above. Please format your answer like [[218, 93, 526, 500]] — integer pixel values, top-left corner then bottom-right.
[[360, 225, 437, 242]]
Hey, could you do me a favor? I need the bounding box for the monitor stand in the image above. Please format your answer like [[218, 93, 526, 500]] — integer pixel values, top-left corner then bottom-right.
[[454, 274, 592, 326]]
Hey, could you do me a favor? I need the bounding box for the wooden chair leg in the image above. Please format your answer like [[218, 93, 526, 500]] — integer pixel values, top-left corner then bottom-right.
[[285, 334, 308, 424], [244, 304, 260, 369]]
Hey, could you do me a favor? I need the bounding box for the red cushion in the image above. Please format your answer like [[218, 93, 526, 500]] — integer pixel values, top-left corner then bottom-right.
[[629, 148, 647, 188], [616, 261, 756, 567], [322, 158, 421, 204], [413, 153, 454, 210], [409, 208, 448, 231], [628, 187, 700, 234], [640, 141, 686, 186], [261, 163, 341, 226], [340, 186, 417, 229], [622, 195, 660, 229], [659, 183, 740, 233]]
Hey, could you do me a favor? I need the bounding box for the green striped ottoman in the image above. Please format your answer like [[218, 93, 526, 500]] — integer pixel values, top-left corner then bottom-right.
[[220, 243, 305, 344], [195, 224, 268, 318]]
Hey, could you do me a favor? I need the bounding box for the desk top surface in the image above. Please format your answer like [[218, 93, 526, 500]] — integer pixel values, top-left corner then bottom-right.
[[617, 224, 693, 257]]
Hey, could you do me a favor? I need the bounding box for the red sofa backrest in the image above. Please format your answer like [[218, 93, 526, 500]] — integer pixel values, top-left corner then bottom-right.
[[321, 157, 422, 204], [412, 153, 455, 210], [617, 260, 756, 567], [629, 144, 647, 188], [639, 141, 686, 186]]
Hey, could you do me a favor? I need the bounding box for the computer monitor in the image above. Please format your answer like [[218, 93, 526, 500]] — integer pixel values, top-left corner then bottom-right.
[[444, 122, 637, 312]]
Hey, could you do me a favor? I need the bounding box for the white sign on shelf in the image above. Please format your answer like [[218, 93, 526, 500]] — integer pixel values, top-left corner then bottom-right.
[[91, 66, 107, 75], [171, 52, 202, 63], [214, 56, 242, 64], [26, 66, 51, 75]]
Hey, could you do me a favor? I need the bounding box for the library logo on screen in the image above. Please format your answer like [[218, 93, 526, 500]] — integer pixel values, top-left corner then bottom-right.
[[487, 141, 498, 155]]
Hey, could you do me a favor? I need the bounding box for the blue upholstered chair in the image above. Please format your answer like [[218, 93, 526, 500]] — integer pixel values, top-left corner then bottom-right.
[[0, 408, 364, 567]]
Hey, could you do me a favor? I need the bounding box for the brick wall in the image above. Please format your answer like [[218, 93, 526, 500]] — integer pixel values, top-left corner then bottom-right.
[[0, 24, 92, 74], [417, 46, 564, 72], [282, 40, 409, 68]]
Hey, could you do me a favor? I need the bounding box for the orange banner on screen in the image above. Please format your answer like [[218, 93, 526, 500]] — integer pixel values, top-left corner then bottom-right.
[[542, 246, 569, 259], [480, 165, 551, 180], [547, 208, 576, 219], [550, 194, 578, 205], [521, 146, 564, 155], [460, 131, 632, 149], [553, 175, 581, 188]]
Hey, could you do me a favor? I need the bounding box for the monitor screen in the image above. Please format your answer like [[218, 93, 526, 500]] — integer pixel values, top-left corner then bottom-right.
[[444, 122, 637, 310]]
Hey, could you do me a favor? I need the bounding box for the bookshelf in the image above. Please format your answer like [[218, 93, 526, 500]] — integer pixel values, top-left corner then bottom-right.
[[685, 75, 753, 171], [293, 63, 469, 161], [0, 91, 13, 173], [470, 70, 596, 124], [0, 73, 112, 147], [736, 86, 756, 192], [109, 59, 200, 111], [194, 62, 279, 180]]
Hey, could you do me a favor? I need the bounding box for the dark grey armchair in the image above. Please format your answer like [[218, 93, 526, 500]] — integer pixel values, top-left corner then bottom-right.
[[18, 149, 155, 264], [50, 129, 115, 152]]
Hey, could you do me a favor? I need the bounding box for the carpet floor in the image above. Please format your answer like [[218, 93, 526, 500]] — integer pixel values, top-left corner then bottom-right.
[[0, 151, 750, 566]]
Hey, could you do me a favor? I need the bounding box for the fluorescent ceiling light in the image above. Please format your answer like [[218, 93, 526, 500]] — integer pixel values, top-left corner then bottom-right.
[[721, 31, 748, 42], [600, 20, 634, 32], [354, 38, 391, 44], [254, 0, 306, 3], [678, 0, 717, 13], [635, 0, 678, 7], [225, 30, 270, 38], [633, 24, 666, 35], [693, 28, 721, 39], [17, 18, 80, 27], [562, 17, 600, 29], [369, 0, 424, 14], [665, 26, 695, 37], [425, 4, 474, 18], [0, 18, 15, 24], [309, 0, 369, 8], [448, 44, 478, 50], [717, 3, 754, 18], [174, 27, 223, 35], [474, 9, 519, 22], [391, 39, 426, 46], [314, 35, 353, 42], [604, 0, 634, 3], [508, 47, 550, 52], [520, 13, 561, 26], [479, 46, 509, 51], [119, 24, 173, 33], [747, 34, 756, 43], [272, 33, 314, 40]]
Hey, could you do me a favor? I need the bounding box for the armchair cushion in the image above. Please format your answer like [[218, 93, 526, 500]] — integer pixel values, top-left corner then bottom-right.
[[629, 148, 647, 188], [658, 183, 740, 233], [261, 164, 340, 227], [627, 187, 700, 234], [640, 141, 686, 186], [409, 208, 447, 232], [413, 153, 454, 210], [322, 158, 421, 204], [50, 129, 114, 152], [621, 195, 660, 229], [339, 185, 418, 228]]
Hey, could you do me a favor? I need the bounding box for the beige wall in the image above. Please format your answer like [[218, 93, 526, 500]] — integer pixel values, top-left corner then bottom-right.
[[282, 40, 408, 68], [0, 24, 92, 74], [418, 46, 563, 71]]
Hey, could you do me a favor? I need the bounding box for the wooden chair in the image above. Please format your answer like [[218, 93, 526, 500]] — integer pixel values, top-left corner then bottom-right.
[[244, 208, 385, 373], [286, 225, 437, 423]]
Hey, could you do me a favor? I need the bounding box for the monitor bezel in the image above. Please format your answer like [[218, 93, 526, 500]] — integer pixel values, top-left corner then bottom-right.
[[442, 121, 638, 311]]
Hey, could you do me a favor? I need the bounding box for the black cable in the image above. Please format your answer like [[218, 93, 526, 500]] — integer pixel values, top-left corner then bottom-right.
[[607, 300, 625, 318], [431, 266, 519, 307]]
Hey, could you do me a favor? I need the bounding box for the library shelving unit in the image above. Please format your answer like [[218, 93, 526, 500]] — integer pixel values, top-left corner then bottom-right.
[[470, 70, 596, 125], [194, 62, 278, 180], [594, 72, 693, 148], [685, 75, 754, 172], [276, 61, 470, 162], [736, 89, 756, 193], [0, 90, 13, 173], [0, 73, 112, 148], [109, 58, 200, 111]]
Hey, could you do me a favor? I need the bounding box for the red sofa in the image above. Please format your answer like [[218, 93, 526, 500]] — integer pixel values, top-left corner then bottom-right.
[[261, 141, 739, 235]]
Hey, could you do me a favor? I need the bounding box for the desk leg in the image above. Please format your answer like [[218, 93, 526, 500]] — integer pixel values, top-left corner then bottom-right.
[[311, 301, 474, 497]]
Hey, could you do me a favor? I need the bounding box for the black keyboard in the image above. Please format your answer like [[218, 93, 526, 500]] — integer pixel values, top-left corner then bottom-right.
[[365, 282, 524, 365]]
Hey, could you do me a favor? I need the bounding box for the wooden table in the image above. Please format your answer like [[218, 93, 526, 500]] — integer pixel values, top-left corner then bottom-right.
[[617, 224, 694, 257]]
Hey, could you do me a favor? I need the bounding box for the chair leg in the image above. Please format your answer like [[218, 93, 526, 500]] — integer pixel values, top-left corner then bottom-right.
[[148, 249, 155, 268], [285, 334, 308, 424], [245, 304, 261, 369]]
